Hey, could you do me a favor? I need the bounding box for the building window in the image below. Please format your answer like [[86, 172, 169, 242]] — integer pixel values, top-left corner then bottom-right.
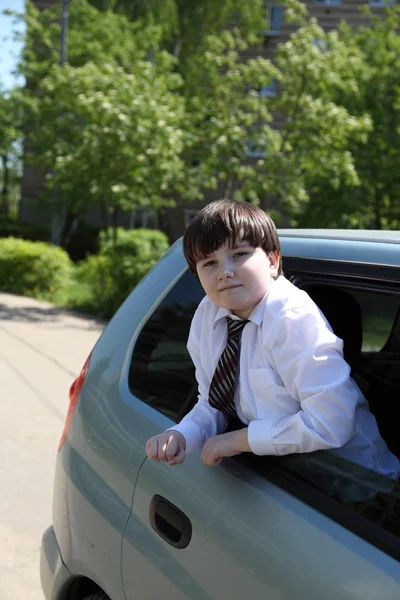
[[369, 0, 396, 6], [248, 79, 277, 98], [245, 141, 266, 158], [129, 207, 159, 229], [312, 38, 329, 53], [258, 80, 277, 97], [265, 5, 282, 35], [313, 0, 341, 5], [183, 208, 200, 228]]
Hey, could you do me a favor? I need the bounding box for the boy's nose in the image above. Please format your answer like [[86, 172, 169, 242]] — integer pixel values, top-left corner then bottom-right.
[[218, 263, 234, 279]]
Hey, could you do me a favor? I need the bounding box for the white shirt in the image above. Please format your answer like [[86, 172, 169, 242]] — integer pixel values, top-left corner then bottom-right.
[[172, 276, 400, 479]]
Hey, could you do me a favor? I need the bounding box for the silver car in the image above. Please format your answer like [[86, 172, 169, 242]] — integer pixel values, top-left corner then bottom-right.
[[41, 230, 400, 600]]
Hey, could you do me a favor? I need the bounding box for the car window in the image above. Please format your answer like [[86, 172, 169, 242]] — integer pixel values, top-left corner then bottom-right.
[[128, 270, 204, 421], [351, 290, 399, 352], [272, 451, 400, 541], [270, 280, 400, 555]]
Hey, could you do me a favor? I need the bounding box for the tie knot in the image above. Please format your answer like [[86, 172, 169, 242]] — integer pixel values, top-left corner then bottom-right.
[[227, 317, 249, 339]]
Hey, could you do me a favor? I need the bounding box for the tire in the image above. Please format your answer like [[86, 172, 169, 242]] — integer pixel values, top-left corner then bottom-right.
[[83, 593, 110, 600]]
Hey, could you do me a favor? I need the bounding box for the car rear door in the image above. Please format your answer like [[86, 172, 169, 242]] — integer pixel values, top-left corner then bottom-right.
[[121, 267, 400, 600]]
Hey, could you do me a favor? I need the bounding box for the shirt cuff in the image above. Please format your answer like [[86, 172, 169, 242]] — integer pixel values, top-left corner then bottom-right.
[[166, 421, 203, 454], [247, 419, 276, 456]]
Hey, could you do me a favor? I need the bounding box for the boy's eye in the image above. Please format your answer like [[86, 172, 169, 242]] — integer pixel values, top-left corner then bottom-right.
[[203, 260, 216, 267], [234, 251, 248, 258]]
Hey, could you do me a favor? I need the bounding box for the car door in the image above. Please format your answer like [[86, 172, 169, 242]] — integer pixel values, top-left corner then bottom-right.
[[121, 267, 400, 600]]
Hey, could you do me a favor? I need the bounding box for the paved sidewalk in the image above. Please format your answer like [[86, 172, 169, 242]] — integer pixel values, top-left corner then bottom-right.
[[0, 293, 106, 600]]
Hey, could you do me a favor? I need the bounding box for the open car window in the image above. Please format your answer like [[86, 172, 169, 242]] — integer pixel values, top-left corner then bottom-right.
[[351, 289, 399, 352], [269, 278, 400, 558]]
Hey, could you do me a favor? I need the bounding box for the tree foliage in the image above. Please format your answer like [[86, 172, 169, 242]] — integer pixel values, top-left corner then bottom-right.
[[184, 20, 371, 222], [9, 0, 400, 237], [0, 88, 23, 217], [301, 6, 400, 230], [89, 0, 265, 66], [18, 0, 189, 244], [27, 60, 185, 213]]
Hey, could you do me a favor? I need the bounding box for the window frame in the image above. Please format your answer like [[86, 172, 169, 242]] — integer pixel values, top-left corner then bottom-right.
[[264, 5, 283, 36], [282, 255, 400, 286], [255, 256, 400, 561]]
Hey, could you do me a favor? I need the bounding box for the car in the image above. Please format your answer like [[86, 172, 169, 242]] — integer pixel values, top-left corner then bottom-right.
[[40, 229, 400, 600]]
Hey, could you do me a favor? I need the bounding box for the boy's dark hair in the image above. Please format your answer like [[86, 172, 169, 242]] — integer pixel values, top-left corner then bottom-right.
[[183, 199, 282, 276]]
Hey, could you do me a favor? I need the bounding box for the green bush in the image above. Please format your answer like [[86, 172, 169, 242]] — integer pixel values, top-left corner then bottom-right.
[[0, 217, 50, 242], [0, 237, 73, 302], [73, 228, 169, 318]]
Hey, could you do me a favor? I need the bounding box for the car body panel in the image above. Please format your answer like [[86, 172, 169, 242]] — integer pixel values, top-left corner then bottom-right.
[[123, 452, 400, 600], [50, 240, 187, 600], [279, 234, 400, 268], [41, 526, 73, 600]]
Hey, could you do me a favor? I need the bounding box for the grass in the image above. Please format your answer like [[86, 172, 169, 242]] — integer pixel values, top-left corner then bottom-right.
[[61, 278, 100, 316]]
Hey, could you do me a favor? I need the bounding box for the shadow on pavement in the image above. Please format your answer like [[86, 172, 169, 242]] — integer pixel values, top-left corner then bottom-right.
[[0, 302, 107, 331]]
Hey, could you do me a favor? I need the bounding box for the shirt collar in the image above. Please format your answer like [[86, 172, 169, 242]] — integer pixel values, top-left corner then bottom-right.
[[212, 278, 280, 329]]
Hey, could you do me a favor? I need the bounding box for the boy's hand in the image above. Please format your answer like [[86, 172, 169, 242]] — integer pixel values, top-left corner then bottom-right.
[[146, 431, 186, 466], [201, 428, 250, 467]]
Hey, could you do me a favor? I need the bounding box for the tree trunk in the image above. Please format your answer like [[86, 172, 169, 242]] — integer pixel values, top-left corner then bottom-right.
[[173, 38, 182, 58], [100, 196, 109, 231], [1, 153, 9, 217], [223, 176, 233, 198], [60, 210, 78, 249], [374, 194, 382, 230], [112, 205, 119, 248]]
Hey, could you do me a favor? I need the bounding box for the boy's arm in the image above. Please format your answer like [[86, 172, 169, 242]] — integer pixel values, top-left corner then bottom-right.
[[248, 307, 360, 456], [167, 311, 227, 453]]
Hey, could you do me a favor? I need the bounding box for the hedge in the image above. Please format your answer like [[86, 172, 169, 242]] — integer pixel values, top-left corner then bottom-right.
[[0, 237, 73, 302], [75, 228, 170, 318]]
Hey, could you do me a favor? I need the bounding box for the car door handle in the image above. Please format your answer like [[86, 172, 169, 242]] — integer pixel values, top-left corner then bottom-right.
[[149, 494, 192, 549]]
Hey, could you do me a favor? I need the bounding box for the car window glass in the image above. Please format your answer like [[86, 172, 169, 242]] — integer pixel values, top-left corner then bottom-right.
[[271, 282, 400, 548], [351, 290, 399, 352], [275, 452, 400, 540], [129, 270, 204, 421]]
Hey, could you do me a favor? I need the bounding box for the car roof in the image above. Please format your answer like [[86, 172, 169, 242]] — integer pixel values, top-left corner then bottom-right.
[[278, 229, 400, 244], [277, 229, 400, 268]]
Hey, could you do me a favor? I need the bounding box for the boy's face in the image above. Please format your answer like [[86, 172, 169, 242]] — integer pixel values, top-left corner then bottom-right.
[[196, 240, 279, 320]]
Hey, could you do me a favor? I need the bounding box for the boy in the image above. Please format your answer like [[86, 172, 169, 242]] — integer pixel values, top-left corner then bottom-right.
[[146, 200, 399, 478]]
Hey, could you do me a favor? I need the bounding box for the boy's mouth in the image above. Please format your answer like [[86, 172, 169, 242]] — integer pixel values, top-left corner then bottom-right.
[[219, 284, 242, 292]]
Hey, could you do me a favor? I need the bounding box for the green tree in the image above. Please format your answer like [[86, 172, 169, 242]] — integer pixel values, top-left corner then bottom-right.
[[16, 1, 191, 246], [184, 17, 371, 223], [20, 0, 164, 84], [298, 6, 400, 230], [0, 88, 23, 217], [89, 0, 265, 66], [15, 0, 382, 233], [26, 58, 186, 246]]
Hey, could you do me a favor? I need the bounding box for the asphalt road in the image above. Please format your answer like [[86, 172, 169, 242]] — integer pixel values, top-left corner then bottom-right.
[[0, 293, 106, 600]]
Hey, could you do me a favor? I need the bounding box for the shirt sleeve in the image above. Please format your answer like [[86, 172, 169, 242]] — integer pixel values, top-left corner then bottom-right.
[[247, 306, 361, 456], [167, 306, 227, 453]]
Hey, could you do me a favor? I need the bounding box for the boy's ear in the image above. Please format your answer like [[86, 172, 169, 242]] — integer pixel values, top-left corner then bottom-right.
[[269, 251, 280, 275]]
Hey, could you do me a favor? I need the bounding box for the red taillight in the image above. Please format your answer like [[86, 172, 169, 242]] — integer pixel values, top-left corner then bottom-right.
[[58, 352, 92, 451]]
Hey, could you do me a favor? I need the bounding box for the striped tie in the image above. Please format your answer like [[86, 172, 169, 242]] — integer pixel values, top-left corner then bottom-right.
[[208, 317, 249, 419]]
